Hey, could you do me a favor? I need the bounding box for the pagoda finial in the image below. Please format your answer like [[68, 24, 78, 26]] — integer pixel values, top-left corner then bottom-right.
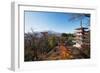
[[80, 19, 82, 28]]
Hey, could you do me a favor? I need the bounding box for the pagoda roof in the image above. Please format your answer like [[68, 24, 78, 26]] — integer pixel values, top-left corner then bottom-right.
[[75, 27, 88, 30]]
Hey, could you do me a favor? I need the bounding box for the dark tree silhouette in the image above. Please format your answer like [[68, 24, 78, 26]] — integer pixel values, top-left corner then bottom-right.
[[69, 13, 90, 27]]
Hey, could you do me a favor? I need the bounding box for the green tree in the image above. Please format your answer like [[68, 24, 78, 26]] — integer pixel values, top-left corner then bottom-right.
[[61, 33, 74, 46]]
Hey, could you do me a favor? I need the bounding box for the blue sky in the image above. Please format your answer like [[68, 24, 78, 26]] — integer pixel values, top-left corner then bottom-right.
[[24, 11, 90, 33]]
